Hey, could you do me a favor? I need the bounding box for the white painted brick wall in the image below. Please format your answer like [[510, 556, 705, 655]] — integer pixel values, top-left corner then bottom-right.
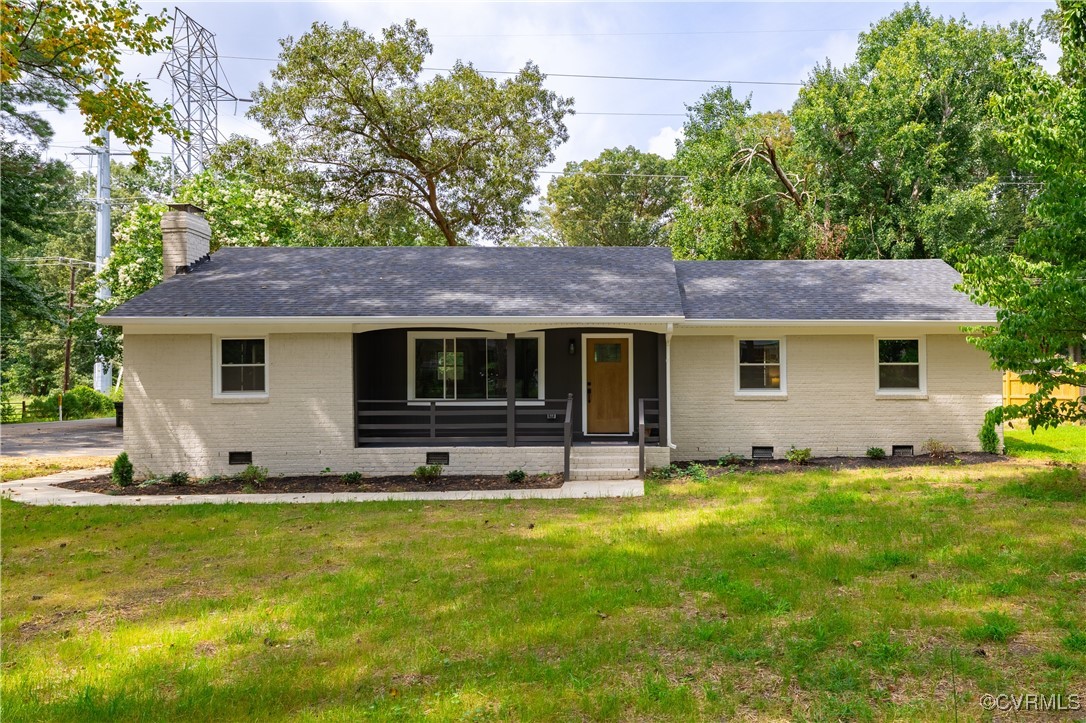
[[125, 330, 995, 475], [670, 333, 1002, 460], [124, 333, 598, 477]]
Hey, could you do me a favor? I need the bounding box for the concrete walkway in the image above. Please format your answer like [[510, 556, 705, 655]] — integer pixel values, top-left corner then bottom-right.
[[1, 417, 122, 457], [0, 468, 644, 506]]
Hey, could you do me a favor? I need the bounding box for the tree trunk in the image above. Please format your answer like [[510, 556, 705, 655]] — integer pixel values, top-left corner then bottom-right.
[[424, 175, 457, 246]]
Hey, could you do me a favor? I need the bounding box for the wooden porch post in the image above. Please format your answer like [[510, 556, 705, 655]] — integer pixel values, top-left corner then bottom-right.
[[657, 333, 669, 447], [506, 333, 516, 446]]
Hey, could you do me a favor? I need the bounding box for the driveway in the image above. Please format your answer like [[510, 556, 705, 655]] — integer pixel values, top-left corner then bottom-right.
[[1, 418, 122, 458]]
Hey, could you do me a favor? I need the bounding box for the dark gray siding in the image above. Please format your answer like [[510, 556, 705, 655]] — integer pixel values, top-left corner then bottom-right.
[[354, 328, 661, 441]]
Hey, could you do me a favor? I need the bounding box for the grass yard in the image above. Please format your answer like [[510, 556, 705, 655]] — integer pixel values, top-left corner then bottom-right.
[[3, 459, 1085, 720], [1005, 423, 1086, 465]]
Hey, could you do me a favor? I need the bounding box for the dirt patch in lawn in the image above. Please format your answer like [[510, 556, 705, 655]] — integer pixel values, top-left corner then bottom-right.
[[1, 456, 113, 482], [56, 472, 565, 495]]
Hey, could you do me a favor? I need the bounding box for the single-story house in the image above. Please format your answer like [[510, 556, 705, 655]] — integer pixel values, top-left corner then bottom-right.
[[100, 205, 1001, 479]]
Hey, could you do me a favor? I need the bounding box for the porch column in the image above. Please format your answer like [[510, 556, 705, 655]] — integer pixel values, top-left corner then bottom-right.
[[506, 333, 516, 446], [657, 333, 669, 447]]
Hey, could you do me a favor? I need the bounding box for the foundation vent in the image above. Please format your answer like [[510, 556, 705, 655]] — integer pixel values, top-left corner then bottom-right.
[[228, 451, 253, 465]]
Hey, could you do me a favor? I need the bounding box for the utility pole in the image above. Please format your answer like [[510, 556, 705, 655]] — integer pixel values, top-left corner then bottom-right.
[[92, 126, 112, 394], [63, 265, 76, 392]]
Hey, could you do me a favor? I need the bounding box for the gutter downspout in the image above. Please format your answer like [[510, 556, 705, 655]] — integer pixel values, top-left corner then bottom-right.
[[666, 323, 675, 450]]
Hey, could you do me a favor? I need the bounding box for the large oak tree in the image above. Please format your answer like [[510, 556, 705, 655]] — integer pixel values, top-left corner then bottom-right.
[[249, 20, 573, 245]]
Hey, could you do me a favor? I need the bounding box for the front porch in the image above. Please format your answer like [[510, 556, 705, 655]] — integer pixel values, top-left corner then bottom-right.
[[353, 326, 671, 477]]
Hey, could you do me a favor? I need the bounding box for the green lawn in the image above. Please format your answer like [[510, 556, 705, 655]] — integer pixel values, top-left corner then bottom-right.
[[1005, 423, 1086, 464], [3, 459, 1085, 720]]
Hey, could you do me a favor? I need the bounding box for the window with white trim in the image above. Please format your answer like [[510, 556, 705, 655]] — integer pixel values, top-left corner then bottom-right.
[[410, 334, 542, 401], [219, 339, 266, 394], [737, 339, 784, 392], [877, 339, 921, 390]]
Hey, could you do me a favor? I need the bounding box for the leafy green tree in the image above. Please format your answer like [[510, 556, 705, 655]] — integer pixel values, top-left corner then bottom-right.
[[248, 20, 572, 245], [1, 142, 96, 396], [1, 0, 179, 162], [671, 88, 822, 260], [544, 146, 680, 247], [211, 135, 448, 248], [99, 171, 318, 305], [960, 0, 1086, 428], [791, 4, 1041, 260]]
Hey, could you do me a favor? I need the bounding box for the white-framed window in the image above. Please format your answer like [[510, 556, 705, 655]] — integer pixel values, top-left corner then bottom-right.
[[876, 337, 926, 393], [214, 337, 268, 397], [407, 332, 544, 403], [736, 338, 786, 396]]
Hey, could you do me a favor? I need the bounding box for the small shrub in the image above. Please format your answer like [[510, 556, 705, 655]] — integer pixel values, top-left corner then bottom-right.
[[505, 469, 527, 484], [717, 453, 743, 466], [111, 452, 134, 487], [648, 464, 683, 481], [413, 464, 443, 482], [341, 471, 363, 484], [236, 464, 268, 486], [320, 467, 332, 475], [687, 463, 709, 482], [27, 385, 116, 422], [866, 447, 886, 460], [978, 419, 1000, 454], [786, 446, 813, 465], [166, 471, 189, 486], [921, 438, 952, 459], [962, 611, 1020, 643]]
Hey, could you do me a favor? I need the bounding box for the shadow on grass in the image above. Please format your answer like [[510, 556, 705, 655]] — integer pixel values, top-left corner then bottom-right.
[[1005, 439, 1063, 456]]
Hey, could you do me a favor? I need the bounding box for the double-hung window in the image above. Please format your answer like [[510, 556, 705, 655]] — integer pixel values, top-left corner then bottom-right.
[[218, 338, 267, 395], [410, 334, 543, 402], [877, 338, 924, 393], [737, 339, 786, 395]]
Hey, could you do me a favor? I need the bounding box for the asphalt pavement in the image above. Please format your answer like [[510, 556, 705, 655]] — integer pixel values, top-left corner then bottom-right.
[[1, 417, 123, 458]]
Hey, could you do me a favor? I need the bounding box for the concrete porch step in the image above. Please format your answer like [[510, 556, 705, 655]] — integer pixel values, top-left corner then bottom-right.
[[567, 467, 640, 481]]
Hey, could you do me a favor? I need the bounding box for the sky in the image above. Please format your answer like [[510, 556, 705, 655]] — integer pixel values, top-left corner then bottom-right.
[[40, 0, 1058, 189]]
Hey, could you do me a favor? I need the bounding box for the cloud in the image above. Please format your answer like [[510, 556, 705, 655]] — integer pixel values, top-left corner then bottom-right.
[[647, 126, 684, 159]]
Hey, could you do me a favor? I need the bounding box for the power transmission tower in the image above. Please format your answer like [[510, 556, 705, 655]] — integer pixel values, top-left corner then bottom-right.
[[158, 7, 246, 181]]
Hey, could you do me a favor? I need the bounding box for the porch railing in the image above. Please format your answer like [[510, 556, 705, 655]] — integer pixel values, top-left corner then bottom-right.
[[638, 398, 661, 477], [357, 394, 575, 449]]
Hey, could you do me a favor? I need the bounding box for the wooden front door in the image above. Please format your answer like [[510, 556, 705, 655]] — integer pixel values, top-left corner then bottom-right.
[[586, 337, 630, 434]]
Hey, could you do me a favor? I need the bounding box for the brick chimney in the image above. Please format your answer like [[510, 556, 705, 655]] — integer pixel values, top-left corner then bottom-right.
[[161, 203, 211, 279]]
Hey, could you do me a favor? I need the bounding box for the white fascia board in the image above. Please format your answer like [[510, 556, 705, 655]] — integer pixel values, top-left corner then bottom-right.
[[677, 318, 996, 327], [99, 315, 686, 332]]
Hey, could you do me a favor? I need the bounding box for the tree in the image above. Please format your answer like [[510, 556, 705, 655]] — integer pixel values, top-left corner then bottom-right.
[[0, 142, 96, 396], [248, 20, 572, 245], [544, 146, 680, 247], [790, 4, 1041, 260], [99, 171, 318, 306], [209, 135, 447, 247], [959, 0, 1086, 429], [670, 88, 822, 260], [0, 0, 179, 163]]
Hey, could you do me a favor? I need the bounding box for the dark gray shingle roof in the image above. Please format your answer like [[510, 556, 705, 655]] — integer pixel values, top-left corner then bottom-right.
[[675, 259, 996, 321], [105, 246, 686, 319]]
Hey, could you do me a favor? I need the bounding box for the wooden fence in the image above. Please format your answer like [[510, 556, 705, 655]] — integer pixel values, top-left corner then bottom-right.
[[1002, 371, 1083, 407]]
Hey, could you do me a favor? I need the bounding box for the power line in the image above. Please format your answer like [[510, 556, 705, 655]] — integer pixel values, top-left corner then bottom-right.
[[428, 28, 861, 39], [217, 55, 802, 86]]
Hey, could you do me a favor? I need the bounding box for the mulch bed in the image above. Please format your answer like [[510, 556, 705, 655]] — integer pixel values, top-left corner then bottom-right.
[[57, 473, 565, 496], [680, 452, 1006, 474]]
